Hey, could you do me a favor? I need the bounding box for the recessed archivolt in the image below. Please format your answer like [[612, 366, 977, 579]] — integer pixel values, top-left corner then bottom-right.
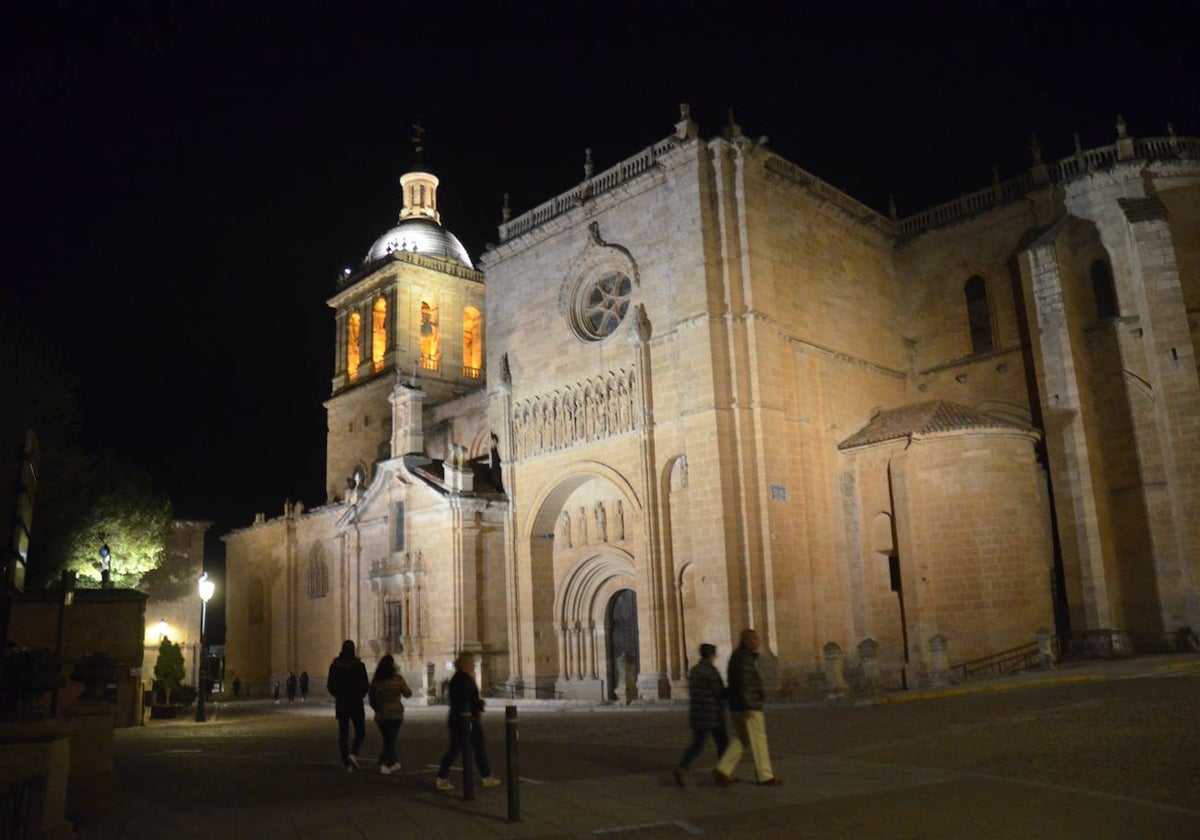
[[522, 461, 642, 540], [555, 550, 637, 626]]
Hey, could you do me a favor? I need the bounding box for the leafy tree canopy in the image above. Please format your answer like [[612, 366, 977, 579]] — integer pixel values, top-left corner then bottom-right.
[[64, 452, 173, 589]]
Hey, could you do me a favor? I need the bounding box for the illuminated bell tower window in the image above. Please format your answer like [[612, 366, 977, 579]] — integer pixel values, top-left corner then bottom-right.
[[347, 312, 362, 383], [420, 301, 439, 370], [372, 297, 387, 372], [463, 306, 482, 378]]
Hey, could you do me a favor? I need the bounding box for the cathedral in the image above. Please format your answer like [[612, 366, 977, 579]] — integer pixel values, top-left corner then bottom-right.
[[224, 108, 1200, 701]]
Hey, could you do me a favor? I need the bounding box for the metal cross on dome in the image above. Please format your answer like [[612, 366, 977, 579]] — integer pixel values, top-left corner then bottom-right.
[[411, 118, 426, 163]]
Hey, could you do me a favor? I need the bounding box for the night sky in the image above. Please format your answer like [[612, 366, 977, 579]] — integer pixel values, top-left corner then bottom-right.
[[5, 1, 1197, 549]]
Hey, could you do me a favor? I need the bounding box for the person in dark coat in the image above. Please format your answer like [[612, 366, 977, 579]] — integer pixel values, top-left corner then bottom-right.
[[299, 670, 310, 702], [435, 652, 502, 791], [327, 639, 370, 772], [285, 671, 297, 702], [674, 643, 729, 785], [713, 628, 781, 786]]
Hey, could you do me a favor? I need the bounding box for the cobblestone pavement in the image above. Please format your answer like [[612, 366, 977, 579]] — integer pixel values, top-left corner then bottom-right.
[[75, 654, 1200, 838]]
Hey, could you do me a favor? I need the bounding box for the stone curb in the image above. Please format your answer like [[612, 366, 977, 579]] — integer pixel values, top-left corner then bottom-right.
[[859, 672, 1107, 706]]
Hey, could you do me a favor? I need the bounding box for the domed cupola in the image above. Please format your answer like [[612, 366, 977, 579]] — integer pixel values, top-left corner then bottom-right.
[[365, 165, 474, 269]]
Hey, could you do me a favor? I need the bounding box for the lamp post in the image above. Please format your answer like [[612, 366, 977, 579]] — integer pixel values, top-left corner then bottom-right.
[[195, 572, 215, 722]]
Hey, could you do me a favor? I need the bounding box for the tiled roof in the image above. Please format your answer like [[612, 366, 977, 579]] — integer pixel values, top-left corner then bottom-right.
[[837, 400, 1033, 450]]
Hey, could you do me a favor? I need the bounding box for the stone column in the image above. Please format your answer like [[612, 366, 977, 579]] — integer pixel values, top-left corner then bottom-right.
[[822, 642, 848, 699], [389, 383, 426, 457], [1018, 232, 1118, 632], [928, 635, 950, 687], [857, 638, 882, 693], [1115, 197, 1200, 636], [1036, 628, 1056, 669]]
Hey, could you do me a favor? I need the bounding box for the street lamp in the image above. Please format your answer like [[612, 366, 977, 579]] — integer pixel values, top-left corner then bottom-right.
[[195, 572, 215, 722]]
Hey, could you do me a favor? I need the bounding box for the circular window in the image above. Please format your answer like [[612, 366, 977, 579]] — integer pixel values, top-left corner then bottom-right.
[[575, 271, 632, 341]]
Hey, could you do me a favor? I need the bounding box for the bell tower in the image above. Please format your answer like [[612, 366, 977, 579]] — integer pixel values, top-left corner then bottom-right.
[[322, 134, 486, 504]]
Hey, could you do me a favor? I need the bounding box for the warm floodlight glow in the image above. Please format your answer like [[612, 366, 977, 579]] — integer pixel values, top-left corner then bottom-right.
[[198, 572, 215, 603]]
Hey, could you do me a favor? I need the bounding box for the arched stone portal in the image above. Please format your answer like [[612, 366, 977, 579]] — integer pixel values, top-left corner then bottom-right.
[[607, 588, 639, 702], [515, 462, 646, 701], [553, 551, 636, 700]]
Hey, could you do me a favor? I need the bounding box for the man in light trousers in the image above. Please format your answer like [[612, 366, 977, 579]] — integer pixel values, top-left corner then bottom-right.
[[713, 628, 782, 786]]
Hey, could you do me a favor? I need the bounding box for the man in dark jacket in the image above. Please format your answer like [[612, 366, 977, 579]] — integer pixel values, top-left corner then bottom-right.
[[327, 639, 370, 772], [674, 643, 728, 785], [713, 629, 781, 786], [435, 652, 502, 791]]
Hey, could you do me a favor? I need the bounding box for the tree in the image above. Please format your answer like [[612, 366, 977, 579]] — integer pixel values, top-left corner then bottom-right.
[[153, 637, 185, 704], [62, 452, 172, 589]]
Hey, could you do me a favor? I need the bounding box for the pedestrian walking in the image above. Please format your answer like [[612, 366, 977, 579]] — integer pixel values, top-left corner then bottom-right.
[[232, 677, 241, 698], [273, 680, 281, 704], [327, 639, 370, 772], [286, 671, 297, 703], [674, 643, 729, 785], [435, 652, 502, 791], [713, 628, 781, 786], [369, 654, 413, 775], [299, 670, 309, 701]]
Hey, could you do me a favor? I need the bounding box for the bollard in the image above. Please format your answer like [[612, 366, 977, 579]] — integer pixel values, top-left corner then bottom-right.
[[461, 704, 475, 801], [505, 705, 520, 822]]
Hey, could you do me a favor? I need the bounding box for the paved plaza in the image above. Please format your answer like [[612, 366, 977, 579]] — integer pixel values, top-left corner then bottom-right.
[[74, 654, 1200, 839]]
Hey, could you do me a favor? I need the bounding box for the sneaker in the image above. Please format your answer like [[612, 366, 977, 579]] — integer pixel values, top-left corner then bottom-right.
[[673, 767, 686, 787], [757, 777, 783, 786], [712, 769, 733, 788], [435, 777, 454, 791], [391, 763, 402, 772], [379, 764, 394, 776], [347, 755, 360, 771], [481, 776, 502, 788], [345, 763, 355, 774]]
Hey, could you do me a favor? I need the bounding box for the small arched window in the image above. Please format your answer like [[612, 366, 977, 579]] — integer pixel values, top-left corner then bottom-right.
[[371, 297, 387, 372], [1091, 259, 1118, 319], [463, 306, 482, 378], [307, 548, 329, 599], [965, 275, 994, 354], [347, 312, 361, 383]]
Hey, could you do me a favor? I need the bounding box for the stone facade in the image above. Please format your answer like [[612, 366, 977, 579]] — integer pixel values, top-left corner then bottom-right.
[[225, 110, 1199, 700]]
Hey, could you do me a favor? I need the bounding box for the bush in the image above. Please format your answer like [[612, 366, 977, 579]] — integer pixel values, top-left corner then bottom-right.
[[170, 684, 197, 706]]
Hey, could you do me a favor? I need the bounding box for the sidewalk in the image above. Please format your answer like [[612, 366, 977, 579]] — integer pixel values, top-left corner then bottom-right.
[[76, 652, 1200, 839]]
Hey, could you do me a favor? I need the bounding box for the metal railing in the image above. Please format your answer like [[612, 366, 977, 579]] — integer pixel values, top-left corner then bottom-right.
[[950, 635, 1062, 681], [487, 683, 564, 700]]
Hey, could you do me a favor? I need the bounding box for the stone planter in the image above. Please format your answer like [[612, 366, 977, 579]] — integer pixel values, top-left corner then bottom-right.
[[70, 654, 120, 703]]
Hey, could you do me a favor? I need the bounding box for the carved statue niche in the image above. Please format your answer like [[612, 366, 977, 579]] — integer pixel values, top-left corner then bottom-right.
[[594, 501, 607, 543], [614, 500, 625, 541], [577, 506, 589, 545], [559, 510, 573, 548]]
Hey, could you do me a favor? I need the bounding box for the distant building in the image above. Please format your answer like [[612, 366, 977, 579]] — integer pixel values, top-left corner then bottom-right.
[[139, 520, 212, 690], [224, 109, 1200, 700]]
